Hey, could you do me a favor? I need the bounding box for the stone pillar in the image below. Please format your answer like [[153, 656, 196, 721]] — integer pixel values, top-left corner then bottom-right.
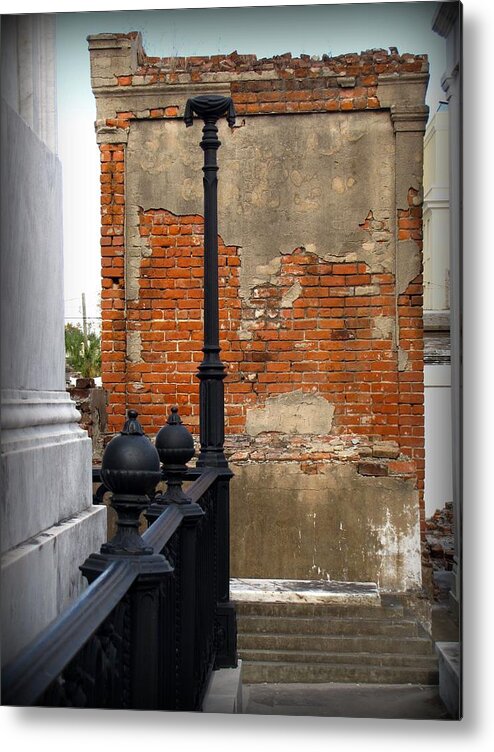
[[0, 15, 106, 666], [377, 74, 429, 580]]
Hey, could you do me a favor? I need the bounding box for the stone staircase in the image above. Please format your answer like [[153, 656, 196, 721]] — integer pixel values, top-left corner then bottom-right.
[[231, 579, 438, 685]]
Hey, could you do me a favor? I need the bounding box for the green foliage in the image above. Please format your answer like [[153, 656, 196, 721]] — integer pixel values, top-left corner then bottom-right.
[[65, 323, 101, 378]]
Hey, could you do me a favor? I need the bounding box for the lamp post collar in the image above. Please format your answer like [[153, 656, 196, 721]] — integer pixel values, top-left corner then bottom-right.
[[184, 95, 236, 127]]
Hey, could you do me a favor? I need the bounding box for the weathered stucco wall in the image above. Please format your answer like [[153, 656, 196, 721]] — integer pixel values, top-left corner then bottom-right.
[[230, 462, 421, 592], [89, 34, 428, 592], [126, 112, 395, 298]]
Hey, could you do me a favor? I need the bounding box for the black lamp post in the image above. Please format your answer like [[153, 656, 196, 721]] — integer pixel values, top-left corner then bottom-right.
[[184, 94, 235, 470], [184, 95, 238, 669]]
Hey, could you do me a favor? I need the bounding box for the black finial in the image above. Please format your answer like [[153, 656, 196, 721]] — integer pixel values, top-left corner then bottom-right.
[[97, 407, 161, 555], [167, 405, 182, 426], [121, 409, 144, 435], [151, 406, 195, 506]]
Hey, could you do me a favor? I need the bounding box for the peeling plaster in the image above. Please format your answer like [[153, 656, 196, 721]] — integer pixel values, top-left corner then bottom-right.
[[126, 330, 142, 363], [398, 347, 409, 372], [250, 256, 282, 292], [237, 323, 254, 341], [371, 508, 422, 592], [281, 281, 302, 308], [245, 390, 335, 437], [372, 315, 396, 343], [357, 208, 394, 273], [397, 238, 421, 296], [124, 113, 395, 301]]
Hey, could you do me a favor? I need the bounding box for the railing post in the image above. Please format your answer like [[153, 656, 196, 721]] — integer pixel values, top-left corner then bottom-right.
[[185, 96, 238, 669], [81, 410, 171, 710], [146, 406, 205, 710], [213, 476, 237, 669]]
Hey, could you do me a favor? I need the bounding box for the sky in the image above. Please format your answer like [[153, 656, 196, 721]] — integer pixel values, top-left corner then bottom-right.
[[54, 0, 446, 328]]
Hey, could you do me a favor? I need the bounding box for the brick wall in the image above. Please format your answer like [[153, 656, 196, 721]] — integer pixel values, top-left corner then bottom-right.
[[92, 36, 429, 569]]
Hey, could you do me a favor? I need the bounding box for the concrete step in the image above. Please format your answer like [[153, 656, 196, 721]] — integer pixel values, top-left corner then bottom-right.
[[231, 578, 380, 607], [241, 660, 439, 686], [240, 648, 439, 669], [232, 580, 437, 686], [237, 614, 419, 638], [235, 601, 405, 620], [436, 642, 461, 718], [238, 631, 435, 655]]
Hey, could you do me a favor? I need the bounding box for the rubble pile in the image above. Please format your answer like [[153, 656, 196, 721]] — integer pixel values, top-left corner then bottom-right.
[[424, 502, 455, 600]]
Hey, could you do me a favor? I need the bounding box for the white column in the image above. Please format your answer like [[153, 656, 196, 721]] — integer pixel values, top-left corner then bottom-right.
[[0, 15, 106, 666]]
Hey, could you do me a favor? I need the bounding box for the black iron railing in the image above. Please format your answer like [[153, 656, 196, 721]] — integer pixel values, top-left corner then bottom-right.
[[2, 468, 233, 710]]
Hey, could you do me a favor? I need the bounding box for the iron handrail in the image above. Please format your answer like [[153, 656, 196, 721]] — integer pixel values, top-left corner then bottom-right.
[[1, 559, 136, 706], [141, 468, 219, 551], [1, 469, 220, 707], [182, 467, 219, 503]]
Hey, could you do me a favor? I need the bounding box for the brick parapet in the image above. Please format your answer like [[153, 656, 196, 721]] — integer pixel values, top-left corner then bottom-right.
[[88, 32, 428, 87], [88, 32, 429, 136]]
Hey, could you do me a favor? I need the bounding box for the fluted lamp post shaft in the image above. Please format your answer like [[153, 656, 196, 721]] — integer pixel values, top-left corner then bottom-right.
[[185, 95, 236, 469], [184, 96, 238, 669]]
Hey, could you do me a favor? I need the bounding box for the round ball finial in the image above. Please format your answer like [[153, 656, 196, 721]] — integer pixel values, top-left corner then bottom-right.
[[101, 409, 161, 496], [155, 406, 195, 468]]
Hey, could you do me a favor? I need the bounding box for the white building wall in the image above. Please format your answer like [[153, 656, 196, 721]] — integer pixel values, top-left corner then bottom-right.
[[423, 108, 450, 311], [423, 106, 452, 520], [424, 365, 453, 517], [0, 15, 106, 666]]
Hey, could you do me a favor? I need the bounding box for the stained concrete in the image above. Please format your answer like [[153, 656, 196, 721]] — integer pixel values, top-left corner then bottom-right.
[[202, 662, 243, 714], [242, 682, 452, 719], [230, 462, 421, 592], [436, 642, 461, 719]]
